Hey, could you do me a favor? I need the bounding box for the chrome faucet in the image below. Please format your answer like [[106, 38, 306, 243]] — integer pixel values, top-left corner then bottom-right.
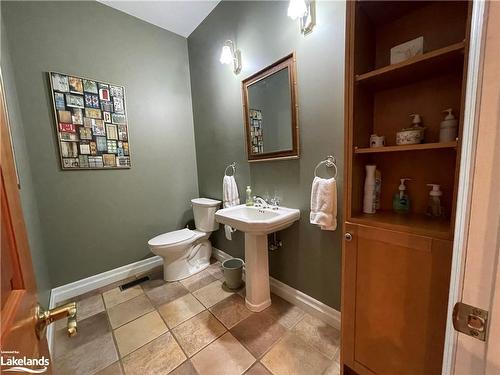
[[253, 195, 268, 208], [269, 197, 280, 210]]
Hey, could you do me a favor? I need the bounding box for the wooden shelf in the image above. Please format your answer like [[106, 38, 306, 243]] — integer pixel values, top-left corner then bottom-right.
[[355, 42, 466, 89], [354, 141, 457, 154], [349, 210, 451, 240]]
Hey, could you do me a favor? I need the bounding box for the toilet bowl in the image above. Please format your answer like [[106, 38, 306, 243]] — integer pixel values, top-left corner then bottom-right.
[[148, 198, 221, 281]]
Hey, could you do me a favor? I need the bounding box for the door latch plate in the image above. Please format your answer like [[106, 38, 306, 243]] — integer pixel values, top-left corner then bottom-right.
[[452, 302, 488, 341]]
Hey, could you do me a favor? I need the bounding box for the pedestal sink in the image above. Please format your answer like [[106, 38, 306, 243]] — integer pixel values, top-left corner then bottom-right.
[[215, 204, 300, 312]]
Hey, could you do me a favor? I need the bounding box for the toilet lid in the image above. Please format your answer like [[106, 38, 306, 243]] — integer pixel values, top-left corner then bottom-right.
[[148, 228, 195, 247]]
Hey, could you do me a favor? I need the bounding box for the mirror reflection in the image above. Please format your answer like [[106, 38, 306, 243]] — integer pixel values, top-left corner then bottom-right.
[[242, 53, 299, 161], [247, 68, 292, 154]]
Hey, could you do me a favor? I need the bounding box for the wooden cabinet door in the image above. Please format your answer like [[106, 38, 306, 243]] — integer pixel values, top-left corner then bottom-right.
[[342, 223, 452, 375]]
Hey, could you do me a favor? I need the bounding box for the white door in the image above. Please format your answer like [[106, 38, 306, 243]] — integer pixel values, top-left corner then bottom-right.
[[444, 2, 500, 374]]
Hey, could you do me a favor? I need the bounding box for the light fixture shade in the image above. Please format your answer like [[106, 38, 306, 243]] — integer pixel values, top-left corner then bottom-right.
[[288, 0, 307, 20], [219, 45, 233, 65]]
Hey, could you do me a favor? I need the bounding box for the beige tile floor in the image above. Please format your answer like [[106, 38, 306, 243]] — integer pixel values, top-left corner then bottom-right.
[[53, 261, 340, 375]]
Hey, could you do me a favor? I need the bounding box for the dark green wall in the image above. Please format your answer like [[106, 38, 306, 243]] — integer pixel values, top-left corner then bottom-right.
[[2, 1, 199, 289], [188, 1, 345, 309], [1, 20, 52, 308]]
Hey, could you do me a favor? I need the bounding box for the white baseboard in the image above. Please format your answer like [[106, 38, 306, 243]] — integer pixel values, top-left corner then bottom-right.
[[212, 247, 341, 329], [269, 277, 341, 329], [50, 256, 163, 305], [47, 255, 163, 354], [212, 247, 233, 262]]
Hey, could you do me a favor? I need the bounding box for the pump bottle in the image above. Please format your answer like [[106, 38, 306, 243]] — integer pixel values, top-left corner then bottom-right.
[[426, 184, 443, 217], [393, 178, 411, 214]]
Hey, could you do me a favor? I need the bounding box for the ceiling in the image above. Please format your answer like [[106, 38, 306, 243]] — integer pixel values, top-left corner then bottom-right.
[[97, 1, 221, 38]]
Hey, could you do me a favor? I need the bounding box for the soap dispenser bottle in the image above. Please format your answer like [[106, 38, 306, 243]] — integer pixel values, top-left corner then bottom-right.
[[439, 108, 458, 142], [426, 184, 443, 217], [245, 186, 253, 206], [393, 178, 411, 214]]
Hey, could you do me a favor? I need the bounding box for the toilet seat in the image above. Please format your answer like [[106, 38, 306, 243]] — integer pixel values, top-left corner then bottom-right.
[[148, 228, 205, 249]]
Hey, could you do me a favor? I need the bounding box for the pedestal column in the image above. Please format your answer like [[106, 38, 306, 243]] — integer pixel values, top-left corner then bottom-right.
[[244, 233, 271, 312]]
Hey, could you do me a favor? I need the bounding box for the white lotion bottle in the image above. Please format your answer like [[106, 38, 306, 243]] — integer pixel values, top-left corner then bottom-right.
[[439, 108, 458, 142], [363, 165, 377, 214]]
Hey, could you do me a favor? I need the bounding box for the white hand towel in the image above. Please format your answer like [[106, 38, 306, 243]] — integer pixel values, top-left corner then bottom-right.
[[223, 175, 240, 208], [310, 176, 337, 231], [224, 224, 236, 240], [223, 175, 240, 239]]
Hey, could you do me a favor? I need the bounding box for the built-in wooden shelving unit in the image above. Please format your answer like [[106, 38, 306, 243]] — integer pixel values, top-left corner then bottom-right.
[[355, 41, 466, 89], [350, 210, 451, 239], [342, 2, 471, 375], [354, 140, 457, 154]]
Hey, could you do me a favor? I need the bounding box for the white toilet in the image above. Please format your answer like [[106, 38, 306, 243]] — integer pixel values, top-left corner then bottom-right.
[[148, 198, 221, 281]]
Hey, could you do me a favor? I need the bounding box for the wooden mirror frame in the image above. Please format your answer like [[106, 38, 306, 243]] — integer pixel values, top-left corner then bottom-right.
[[242, 53, 299, 162]]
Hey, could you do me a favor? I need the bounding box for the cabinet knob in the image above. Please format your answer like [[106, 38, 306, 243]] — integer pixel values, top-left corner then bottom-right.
[[345, 232, 353, 241]]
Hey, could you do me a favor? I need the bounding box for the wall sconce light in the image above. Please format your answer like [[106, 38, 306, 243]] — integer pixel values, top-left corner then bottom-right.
[[219, 40, 242, 74], [287, 0, 316, 35]]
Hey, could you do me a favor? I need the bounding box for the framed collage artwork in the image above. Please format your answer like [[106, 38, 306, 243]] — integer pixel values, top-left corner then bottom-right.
[[49, 72, 131, 170]]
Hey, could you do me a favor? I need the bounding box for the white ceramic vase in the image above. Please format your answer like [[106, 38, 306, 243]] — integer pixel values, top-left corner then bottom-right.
[[363, 165, 377, 214]]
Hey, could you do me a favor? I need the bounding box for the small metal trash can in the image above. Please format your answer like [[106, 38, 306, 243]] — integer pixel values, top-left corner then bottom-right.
[[222, 258, 244, 290]]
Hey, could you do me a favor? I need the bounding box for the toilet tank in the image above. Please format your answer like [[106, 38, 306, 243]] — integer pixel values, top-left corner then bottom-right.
[[191, 198, 221, 232]]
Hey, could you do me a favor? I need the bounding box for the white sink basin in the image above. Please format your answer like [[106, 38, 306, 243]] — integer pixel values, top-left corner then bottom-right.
[[215, 204, 300, 235]]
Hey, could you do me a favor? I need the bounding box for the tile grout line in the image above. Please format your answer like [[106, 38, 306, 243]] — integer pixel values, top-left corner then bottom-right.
[[105, 282, 170, 370], [186, 308, 258, 375], [106, 293, 155, 330], [227, 303, 298, 363], [114, 320, 167, 367], [148, 277, 258, 373], [242, 361, 269, 375], [154, 277, 252, 373], [229, 303, 309, 367], [288, 315, 340, 363], [101, 293, 126, 375], [172, 308, 228, 359], [135, 278, 205, 374], [208, 295, 255, 330], [115, 284, 171, 360], [154, 293, 194, 372]]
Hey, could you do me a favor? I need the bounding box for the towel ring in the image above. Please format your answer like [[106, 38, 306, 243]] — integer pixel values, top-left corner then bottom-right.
[[314, 155, 337, 179], [224, 162, 236, 176]]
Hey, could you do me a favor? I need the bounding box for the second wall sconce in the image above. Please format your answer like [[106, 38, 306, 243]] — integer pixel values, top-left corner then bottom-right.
[[219, 40, 242, 75], [288, 0, 316, 35]]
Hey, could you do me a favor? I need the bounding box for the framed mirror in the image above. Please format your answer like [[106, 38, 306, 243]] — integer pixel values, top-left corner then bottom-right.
[[242, 53, 299, 162]]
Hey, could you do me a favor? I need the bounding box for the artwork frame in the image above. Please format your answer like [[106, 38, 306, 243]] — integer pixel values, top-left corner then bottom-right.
[[83, 79, 98, 94], [49, 71, 132, 170], [68, 76, 83, 94]]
